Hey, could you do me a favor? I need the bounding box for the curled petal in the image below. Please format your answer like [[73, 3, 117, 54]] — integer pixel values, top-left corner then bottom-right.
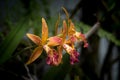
[[44, 45, 62, 66], [26, 46, 43, 65], [63, 44, 79, 64], [63, 44, 73, 54], [47, 36, 63, 46], [46, 50, 59, 66], [70, 50, 79, 65], [43, 45, 51, 54], [75, 32, 88, 48], [26, 33, 42, 45], [42, 18, 48, 45], [75, 32, 84, 40]]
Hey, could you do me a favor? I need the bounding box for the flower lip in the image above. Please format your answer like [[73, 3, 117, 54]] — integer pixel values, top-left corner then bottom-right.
[[70, 50, 79, 65], [46, 49, 60, 66], [63, 44, 80, 65]]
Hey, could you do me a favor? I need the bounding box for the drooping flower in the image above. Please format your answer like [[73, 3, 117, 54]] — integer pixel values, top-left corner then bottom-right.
[[68, 20, 88, 48], [48, 20, 80, 64], [57, 19, 88, 64], [63, 44, 79, 64], [43, 45, 62, 65]]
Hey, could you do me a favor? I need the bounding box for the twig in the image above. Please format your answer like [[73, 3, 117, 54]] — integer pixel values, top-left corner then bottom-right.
[[85, 22, 100, 39], [22, 64, 34, 80], [77, 22, 100, 47]]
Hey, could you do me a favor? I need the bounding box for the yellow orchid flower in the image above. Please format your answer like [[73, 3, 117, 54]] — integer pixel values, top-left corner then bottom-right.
[[43, 20, 68, 65], [68, 20, 88, 48], [43, 45, 62, 66], [26, 18, 48, 65], [47, 20, 80, 64], [26, 18, 63, 66], [63, 44, 79, 64], [62, 20, 88, 64], [61, 20, 80, 64], [40, 20, 69, 65], [54, 19, 88, 64]]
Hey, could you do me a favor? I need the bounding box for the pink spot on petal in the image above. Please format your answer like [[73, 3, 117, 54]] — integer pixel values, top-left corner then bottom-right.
[[70, 50, 79, 65], [70, 36, 77, 42], [46, 49, 60, 66]]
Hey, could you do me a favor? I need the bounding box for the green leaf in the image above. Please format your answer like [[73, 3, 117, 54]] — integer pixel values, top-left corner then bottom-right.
[[0, 18, 30, 64]]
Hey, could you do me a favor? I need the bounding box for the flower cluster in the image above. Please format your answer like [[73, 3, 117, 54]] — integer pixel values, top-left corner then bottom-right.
[[26, 15, 88, 66]]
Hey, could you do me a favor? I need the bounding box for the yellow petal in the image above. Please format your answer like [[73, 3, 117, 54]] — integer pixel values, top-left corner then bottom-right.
[[59, 20, 67, 42], [47, 36, 63, 46], [62, 7, 69, 20], [57, 46, 63, 62], [26, 46, 43, 65], [63, 44, 74, 55], [26, 33, 42, 45], [42, 18, 48, 45], [68, 20, 76, 36], [63, 20, 67, 36]]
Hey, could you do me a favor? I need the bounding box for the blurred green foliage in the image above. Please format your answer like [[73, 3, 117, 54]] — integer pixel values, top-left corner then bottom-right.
[[76, 22, 120, 46]]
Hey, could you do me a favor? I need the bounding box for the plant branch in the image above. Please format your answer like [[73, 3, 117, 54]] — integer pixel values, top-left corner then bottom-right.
[[85, 22, 100, 39]]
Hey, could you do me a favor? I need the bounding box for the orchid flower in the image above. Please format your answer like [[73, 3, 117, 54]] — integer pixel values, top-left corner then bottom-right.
[[61, 20, 80, 64], [26, 8, 88, 65], [47, 20, 80, 64], [68, 20, 88, 48], [57, 20, 88, 64], [26, 18, 62, 65]]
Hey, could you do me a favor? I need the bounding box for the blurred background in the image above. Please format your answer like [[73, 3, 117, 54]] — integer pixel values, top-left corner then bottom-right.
[[0, 0, 120, 80]]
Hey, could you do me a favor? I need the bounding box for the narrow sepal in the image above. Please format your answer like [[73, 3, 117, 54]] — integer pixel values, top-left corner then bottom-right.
[[42, 18, 48, 45], [26, 46, 43, 65], [26, 33, 42, 45]]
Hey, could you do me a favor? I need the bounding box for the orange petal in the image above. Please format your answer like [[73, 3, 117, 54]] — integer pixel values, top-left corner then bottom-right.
[[57, 46, 63, 55], [68, 20, 76, 36], [42, 18, 48, 45], [26, 33, 42, 45], [57, 46, 63, 63], [26, 46, 43, 65], [43, 45, 51, 54], [75, 32, 88, 48], [63, 44, 74, 55], [47, 36, 63, 46], [62, 7, 69, 20], [62, 20, 67, 39]]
